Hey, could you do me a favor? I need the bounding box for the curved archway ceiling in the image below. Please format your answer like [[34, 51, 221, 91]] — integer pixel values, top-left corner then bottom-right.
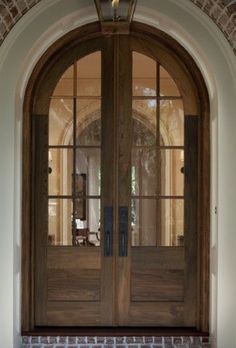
[[0, 0, 235, 54]]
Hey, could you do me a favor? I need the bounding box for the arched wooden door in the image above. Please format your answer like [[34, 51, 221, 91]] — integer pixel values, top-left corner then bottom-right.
[[23, 24, 209, 331]]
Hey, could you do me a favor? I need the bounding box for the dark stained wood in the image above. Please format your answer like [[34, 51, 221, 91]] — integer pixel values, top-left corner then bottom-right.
[[116, 35, 132, 326], [47, 302, 101, 326], [23, 327, 209, 336], [48, 269, 100, 301], [131, 269, 184, 302], [129, 302, 185, 326], [100, 36, 115, 325], [44, 236, 103, 307], [129, 246, 186, 324], [184, 116, 198, 326], [33, 114, 48, 326], [198, 90, 210, 332], [47, 247, 100, 269], [132, 247, 184, 269]]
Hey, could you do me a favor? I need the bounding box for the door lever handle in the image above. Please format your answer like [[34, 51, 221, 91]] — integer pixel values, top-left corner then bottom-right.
[[119, 206, 128, 257], [104, 207, 113, 257]]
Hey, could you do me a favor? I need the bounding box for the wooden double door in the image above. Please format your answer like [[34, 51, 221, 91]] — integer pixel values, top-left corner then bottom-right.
[[34, 34, 199, 327]]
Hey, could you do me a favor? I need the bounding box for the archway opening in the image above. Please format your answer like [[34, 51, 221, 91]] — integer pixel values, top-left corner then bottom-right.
[[22, 21, 210, 334]]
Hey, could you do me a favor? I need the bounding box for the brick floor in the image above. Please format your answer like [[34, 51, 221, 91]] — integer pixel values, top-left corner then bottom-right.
[[21, 336, 211, 348]]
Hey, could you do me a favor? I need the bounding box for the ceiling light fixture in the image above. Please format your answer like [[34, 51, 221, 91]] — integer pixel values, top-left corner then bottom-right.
[[94, 0, 137, 34]]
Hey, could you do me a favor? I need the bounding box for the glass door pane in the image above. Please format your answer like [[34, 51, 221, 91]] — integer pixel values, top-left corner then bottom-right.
[[48, 52, 102, 247]]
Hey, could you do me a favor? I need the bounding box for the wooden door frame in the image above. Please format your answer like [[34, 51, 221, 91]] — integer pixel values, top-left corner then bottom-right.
[[22, 21, 210, 334]]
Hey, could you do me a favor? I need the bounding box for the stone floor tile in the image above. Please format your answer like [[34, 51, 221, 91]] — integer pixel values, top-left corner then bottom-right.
[[68, 337, 77, 344], [77, 337, 87, 344], [106, 337, 115, 344], [126, 337, 135, 343], [115, 337, 125, 344], [31, 337, 40, 344], [154, 337, 163, 344], [163, 344, 175, 348], [173, 337, 183, 344], [134, 336, 144, 343], [22, 337, 30, 344], [183, 337, 191, 344], [40, 336, 49, 344], [49, 337, 58, 344], [58, 336, 67, 344]]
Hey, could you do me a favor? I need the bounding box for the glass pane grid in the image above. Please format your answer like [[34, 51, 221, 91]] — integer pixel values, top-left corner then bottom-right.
[[48, 52, 102, 247], [131, 54, 185, 248]]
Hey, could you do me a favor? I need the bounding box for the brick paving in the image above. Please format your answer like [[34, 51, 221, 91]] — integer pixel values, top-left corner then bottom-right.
[[21, 336, 211, 348], [0, 0, 235, 55]]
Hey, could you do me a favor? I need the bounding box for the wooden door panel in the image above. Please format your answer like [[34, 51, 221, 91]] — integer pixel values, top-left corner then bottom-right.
[[131, 269, 184, 302], [48, 269, 100, 301], [128, 302, 185, 326], [47, 248, 101, 301], [47, 302, 101, 326], [131, 248, 184, 302], [47, 247, 101, 269], [131, 247, 184, 269]]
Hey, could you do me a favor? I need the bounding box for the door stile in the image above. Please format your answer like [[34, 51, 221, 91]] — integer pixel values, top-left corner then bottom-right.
[[100, 37, 116, 325], [184, 115, 198, 326], [33, 114, 49, 325], [115, 36, 133, 325], [156, 62, 161, 246]]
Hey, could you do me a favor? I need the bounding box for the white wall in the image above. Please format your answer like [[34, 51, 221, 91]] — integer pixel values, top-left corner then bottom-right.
[[0, 0, 236, 347]]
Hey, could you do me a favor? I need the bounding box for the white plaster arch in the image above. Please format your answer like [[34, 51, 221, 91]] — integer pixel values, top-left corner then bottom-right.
[[0, 1, 236, 347]]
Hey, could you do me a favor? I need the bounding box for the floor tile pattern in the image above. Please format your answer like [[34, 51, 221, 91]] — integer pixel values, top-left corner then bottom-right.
[[21, 336, 211, 348]]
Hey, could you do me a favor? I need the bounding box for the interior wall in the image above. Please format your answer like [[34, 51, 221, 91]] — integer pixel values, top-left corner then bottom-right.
[[0, 0, 235, 347]]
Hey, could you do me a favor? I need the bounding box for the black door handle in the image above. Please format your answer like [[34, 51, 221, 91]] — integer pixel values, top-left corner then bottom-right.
[[119, 206, 128, 257], [104, 207, 113, 256]]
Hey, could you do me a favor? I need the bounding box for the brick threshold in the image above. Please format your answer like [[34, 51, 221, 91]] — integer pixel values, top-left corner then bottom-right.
[[21, 335, 211, 348]]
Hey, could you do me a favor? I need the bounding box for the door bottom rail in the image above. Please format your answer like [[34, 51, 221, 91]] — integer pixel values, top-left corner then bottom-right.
[[21, 335, 211, 348]]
